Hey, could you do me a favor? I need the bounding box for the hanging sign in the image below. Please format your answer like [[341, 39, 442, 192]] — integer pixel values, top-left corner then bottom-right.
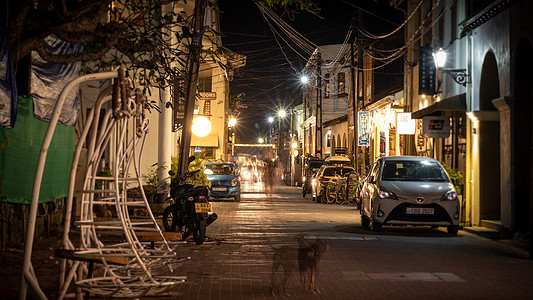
[[422, 116, 450, 138], [173, 77, 186, 132], [397, 112, 416, 135], [358, 111, 370, 147]]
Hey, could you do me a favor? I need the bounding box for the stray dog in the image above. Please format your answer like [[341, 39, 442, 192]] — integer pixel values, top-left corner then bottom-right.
[[270, 236, 330, 296]]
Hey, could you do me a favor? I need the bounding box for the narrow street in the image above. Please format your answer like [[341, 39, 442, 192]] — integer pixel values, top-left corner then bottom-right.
[[168, 184, 533, 299]]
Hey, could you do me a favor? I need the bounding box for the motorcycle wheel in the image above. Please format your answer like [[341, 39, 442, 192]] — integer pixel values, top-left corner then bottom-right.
[[193, 219, 207, 245], [163, 204, 189, 238], [163, 204, 179, 232]]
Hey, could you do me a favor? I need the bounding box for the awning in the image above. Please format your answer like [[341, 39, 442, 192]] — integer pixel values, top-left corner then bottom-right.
[[191, 133, 219, 147], [411, 93, 466, 119]]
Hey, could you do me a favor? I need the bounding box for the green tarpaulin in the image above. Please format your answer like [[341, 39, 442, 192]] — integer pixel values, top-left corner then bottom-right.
[[0, 96, 75, 204]]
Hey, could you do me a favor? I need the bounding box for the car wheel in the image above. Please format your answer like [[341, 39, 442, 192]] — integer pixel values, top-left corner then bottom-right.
[[360, 203, 370, 227], [234, 194, 241, 202], [316, 193, 323, 203], [370, 217, 382, 232], [447, 225, 459, 234]]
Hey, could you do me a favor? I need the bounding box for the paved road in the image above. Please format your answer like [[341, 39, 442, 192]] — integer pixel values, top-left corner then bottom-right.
[[5, 183, 532, 299], [168, 184, 533, 299]]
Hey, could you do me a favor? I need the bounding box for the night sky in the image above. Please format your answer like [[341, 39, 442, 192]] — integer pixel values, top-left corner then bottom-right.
[[218, 0, 403, 143]]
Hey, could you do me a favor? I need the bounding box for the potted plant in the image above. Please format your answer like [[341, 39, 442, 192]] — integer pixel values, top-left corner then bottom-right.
[[142, 163, 169, 203]]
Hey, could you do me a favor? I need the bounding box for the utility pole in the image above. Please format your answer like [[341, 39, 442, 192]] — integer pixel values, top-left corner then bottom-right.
[[178, 0, 208, 175], [350, 34, 358, 173], [315, 53, 323, 158], [356, 10, 366, 173]]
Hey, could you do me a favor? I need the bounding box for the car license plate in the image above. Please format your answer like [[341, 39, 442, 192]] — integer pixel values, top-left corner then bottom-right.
[[212, 187, 227, 192], [195, 203, 212, 213], [406, 207, 434, 215]]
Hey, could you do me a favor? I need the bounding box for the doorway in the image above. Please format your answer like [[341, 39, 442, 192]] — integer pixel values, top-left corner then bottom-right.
[[479, 51, 501, 220]]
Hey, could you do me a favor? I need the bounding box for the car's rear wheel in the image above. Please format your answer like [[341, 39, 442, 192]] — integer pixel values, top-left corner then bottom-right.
[[447, 225, 459, 234]]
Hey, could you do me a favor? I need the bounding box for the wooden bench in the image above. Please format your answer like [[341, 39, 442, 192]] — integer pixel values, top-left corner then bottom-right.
[[55, 249, 128, 266], [135, 231, 183, 248], [55, 248, 129, 280]]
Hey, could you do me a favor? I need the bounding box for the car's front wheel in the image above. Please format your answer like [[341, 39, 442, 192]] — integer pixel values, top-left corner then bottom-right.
[[447, 225, 459, 234], [369, 204, 382, 232], [360, 202, 370, 227], [370, 217, 382, 232]]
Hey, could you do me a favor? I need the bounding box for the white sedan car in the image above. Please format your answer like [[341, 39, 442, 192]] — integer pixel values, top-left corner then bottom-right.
[[360, 156, 460, 234]]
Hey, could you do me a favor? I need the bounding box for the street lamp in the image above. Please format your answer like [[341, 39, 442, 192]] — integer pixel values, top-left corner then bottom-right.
[[228, 117, 236, 128], [258, 137, 264, 143], [192, 116, 211, 137], [432, 47, 470, 87]]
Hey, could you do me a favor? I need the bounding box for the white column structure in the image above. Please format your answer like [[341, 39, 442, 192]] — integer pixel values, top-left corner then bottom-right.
[[158, 87, 172, 183]]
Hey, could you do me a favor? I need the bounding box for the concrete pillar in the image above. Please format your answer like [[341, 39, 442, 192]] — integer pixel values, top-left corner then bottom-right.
[[493, 97, 512, 228]]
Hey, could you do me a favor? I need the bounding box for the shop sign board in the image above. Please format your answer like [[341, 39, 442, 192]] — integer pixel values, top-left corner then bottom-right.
[[422, 116, 450, 138], [358, 111, 370, 147], [397, 113, 416, 135]]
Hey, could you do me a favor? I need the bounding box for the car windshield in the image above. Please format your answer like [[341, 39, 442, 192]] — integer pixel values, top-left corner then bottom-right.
[[323, 167, 354, 177], [381, 160, 449, 182], [205, 164, 234, 175]]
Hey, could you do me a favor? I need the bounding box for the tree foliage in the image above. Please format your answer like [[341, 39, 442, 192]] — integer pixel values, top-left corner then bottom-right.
[[7, 0, 318, 92]]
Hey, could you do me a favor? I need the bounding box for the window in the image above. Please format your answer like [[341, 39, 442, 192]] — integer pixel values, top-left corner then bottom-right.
[[338, 72, 345, 95], [198, 69, 212, 92], [325, 73, 330, 98], [193, 147, 216, 158], [451, 3, 457, 41]]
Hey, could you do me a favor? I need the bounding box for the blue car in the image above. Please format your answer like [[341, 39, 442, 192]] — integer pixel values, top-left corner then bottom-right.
[[204, 162, 241, 201]]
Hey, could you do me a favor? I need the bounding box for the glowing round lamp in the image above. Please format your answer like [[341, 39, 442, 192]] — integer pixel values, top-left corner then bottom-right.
[[278, 110, 286, 118], [228, 117, 237, 127], [292, 142, 298, 149], [300, 75, 309, 84], [268, 116, 274, 123], [258, 138, 264, 143], [192, 116, 211, 137]]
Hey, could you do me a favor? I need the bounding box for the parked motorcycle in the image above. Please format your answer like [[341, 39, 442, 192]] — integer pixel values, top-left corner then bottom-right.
[[162, 156, 217, 245]]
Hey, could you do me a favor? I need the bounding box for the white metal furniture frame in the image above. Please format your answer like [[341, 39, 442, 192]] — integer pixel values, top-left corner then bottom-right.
[[20, 70, 187, 299]]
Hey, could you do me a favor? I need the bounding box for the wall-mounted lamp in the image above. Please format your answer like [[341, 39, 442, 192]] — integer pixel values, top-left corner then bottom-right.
[[432, 48, 470, 87]]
